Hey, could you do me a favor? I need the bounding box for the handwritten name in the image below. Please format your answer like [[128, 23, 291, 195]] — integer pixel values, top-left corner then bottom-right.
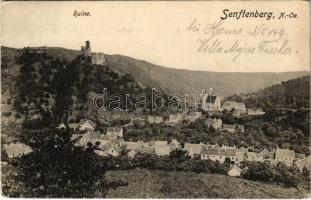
[[186, 18, 295, 61]]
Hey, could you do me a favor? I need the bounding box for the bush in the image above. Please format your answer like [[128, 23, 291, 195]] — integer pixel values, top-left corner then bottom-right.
[[241, 161, 298, 188], [106, 152, 229, 175]]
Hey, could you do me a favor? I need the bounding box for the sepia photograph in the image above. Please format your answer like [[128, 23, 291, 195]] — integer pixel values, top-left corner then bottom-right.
[[1, 1, 310, 198]]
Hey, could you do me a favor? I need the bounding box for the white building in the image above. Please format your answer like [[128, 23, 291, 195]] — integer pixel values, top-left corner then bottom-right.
[[206, 118, 222, 129], [147, 116, 163, 124], [168, 113, 183, 124], [200, 148, 237, 164], [106, 127, 123, 138], [4, 143, 32, 159], [275, 148, 295, 167]]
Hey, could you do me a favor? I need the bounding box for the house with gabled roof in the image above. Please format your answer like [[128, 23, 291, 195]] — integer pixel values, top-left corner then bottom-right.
[[168, 113, 183, 124], [294, 155, 311, 172], [169, 139, 181, 150], [128, 149, 138, 159], [155, 146, 171, 156], [126, 141, 155, 155], [94, 143, 120, 157], [4, 142, 32, 159], [228, 165, 242, 177], [184, 142, 206, 158], [247, 108, 265, 116], [79, 119, 96, 133], [201, 94, 221, 111], [106, 127, 123, 138], [245, 151, 264, 162], [68, 123, 79, 132], [184, 112, 202, 122], [200, 147, 237, 164], [56, 123, 66, 130], [153, 140, 168, 147], [206, 118, 222, 129], [275, 147, 295, 167], [147, 115, 163, 124], [222, 124, 244, 133]]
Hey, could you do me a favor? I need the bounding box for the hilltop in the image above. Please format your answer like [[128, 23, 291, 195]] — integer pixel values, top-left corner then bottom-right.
[[2, 46, 309, 99]]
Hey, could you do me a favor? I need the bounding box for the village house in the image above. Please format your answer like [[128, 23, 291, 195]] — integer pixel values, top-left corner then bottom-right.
[[222, 124, 236, 133], [169, 139, 181, 150], [238, 147, 248, 153], [126, 141, 154, 156], [206, 118, 222, 129], [131, 116, 146, 125], [245, 151, 264, 162], [56, 123, 66, 130], [206, 144, 221, 149], [71, 133, 84, 146], [201, 94, 222, 111], [275, 147, 295, 167], [106, 127, 123, 138], [147, 115, 163, 124], [4, 142, 32, 159], [295, 153, 306, 160], [68, 123, 79, 132], [153, 140, 168, 146], [236, 150, 245, 164], [222, 101, 246, 115], [228, 165, 242, 177], [294, 155, 311, 172], [184, 112, 202, 122], [79, 119, 96, 133], [222, 124, 245, 133], [200, 148, 238, 164], [184, 143, 206, 158], [71, 131, 123, 157], [57, 120, 96, 133], [94, 142, 121, 157], [168, 113, 184, 124], [247, 108, 265, 116], [128, 149, 138, 159], [260, 148, 275, 159], [155, 146, 171, 156], [220, 145, 237, 149], [126, 141, 142, 151], [149, 140, 171, 156], [72, 131, 104, 147]]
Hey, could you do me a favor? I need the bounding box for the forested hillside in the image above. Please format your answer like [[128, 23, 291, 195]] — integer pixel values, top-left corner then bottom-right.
[[2, 46, 308, 99], [225, 76, 310, 109]]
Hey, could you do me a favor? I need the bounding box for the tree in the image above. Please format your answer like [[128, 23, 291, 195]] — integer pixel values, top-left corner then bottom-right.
[[224, 157, 231, 166], [169, 149, 189, 160], [5, 50, 112, 197]]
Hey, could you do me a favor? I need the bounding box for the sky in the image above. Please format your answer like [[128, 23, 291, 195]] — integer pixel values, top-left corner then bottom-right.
[[1, 1, 310, 72]]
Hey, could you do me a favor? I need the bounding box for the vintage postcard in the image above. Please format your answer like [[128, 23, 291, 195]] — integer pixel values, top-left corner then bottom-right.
[[1, 1, 310, 198]]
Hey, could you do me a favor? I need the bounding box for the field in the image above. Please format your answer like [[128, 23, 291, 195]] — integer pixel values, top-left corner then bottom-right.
[[106, 169, 310, 198]]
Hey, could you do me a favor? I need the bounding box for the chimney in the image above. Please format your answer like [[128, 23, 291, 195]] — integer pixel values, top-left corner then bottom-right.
[[85, 41, 90, 48]]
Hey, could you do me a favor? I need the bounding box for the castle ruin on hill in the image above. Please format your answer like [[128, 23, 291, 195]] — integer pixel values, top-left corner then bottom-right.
[[81, 41, 105, 65]]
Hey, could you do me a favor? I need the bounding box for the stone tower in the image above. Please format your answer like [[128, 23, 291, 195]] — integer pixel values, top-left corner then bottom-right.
[[80, 41, 105, 65], [81, 41, 91, 57]]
